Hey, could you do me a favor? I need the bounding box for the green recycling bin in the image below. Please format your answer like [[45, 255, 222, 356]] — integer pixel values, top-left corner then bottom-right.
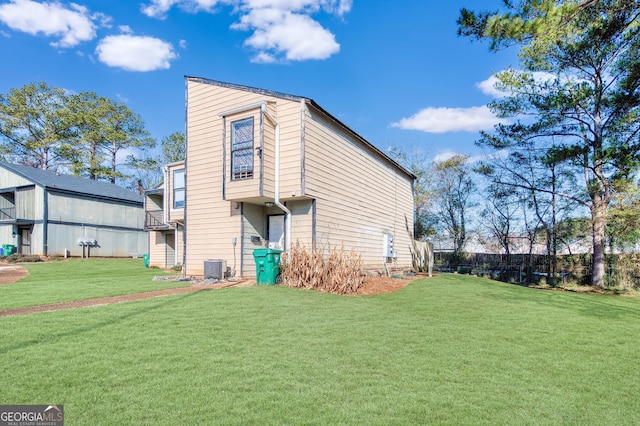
[[253, 248, 283, 285], [143, 254, 149, 268], [2, 244, 16, 255]]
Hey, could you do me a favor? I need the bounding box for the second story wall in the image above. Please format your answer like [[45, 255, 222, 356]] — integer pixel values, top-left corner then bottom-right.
[[186, 78, 303, 203], [16, 186, 42, 220], [48, 192, 143, 230]]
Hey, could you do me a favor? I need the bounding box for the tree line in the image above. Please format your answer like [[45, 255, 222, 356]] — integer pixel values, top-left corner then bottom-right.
[[0, 81, 184, 191], [402, 0, 640, 288]]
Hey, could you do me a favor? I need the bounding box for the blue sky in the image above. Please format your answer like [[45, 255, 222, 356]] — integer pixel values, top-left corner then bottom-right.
[[0, 0, 517, 164]]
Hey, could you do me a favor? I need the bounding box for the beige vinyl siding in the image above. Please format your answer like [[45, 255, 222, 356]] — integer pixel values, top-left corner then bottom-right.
[[148, 230, 166, 267], [146, 194, 162, 211], [185, 79, 302, 276], [276, 100, 303, 197], [288, 199, 314, 247], [148, 227, 184, 268], [303, 107, 414, 270], [185, 80, 247, 275], [261, 104, 276, 198]]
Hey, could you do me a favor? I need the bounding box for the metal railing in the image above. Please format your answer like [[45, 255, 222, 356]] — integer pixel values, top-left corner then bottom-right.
[[145, 210, 167, 229]]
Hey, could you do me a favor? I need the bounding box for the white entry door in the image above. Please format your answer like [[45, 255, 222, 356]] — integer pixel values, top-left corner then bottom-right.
[[268, 215, 285, 249]]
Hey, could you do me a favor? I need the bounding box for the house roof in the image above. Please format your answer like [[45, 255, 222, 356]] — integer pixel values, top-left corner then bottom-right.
[[0, 162, 143, 205], [185, 76, 416, 181]]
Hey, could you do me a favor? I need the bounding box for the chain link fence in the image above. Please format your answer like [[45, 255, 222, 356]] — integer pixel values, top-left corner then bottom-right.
[[433, 252, 640, 289]]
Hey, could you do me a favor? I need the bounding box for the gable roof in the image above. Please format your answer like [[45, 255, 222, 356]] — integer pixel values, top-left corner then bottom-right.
[[0, 162, 143, 205], [185, 76, 416, 180]]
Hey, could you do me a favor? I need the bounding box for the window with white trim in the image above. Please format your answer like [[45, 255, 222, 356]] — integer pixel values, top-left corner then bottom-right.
[[231, 117, 254, 180], [173, 169, 185, 208]]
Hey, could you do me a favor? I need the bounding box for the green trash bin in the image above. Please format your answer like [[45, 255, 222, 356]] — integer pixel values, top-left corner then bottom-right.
[[253, 248, 283, 285], [2, 244, 16, 255], [143, 254, 149, 268]]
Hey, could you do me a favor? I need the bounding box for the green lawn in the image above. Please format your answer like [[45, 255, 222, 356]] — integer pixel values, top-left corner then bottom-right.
[[0, 258, 185, 310], [0, 268, 639, 425]]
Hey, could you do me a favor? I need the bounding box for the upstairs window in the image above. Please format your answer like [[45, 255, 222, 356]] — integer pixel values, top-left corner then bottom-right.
[[231, 117, 254, 180], [173, 169, 185, 208]]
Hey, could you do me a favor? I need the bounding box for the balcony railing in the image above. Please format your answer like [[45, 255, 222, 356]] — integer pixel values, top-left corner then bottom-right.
[[0, 207, 15, 221], [145, 210, 171, 230]]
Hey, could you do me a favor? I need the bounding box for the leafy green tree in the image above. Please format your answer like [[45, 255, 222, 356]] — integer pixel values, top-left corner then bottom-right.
[[161, 131, 185, 164], [606, 189, 640, 252], [127, 131, 185, 191], [0, 82, 74, 169], [459, 0, 640, 286], [67, 91, 155, 183]]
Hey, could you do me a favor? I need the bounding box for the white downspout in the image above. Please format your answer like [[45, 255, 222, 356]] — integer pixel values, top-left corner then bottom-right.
[[262, 105, 291, 252], [163, 166, 169, 225], [174, 224, 179, 267]]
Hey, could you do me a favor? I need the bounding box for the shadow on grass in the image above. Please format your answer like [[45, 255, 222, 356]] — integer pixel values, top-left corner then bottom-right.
[[481, 280, 640, 320], [0, 290, 203, 355]]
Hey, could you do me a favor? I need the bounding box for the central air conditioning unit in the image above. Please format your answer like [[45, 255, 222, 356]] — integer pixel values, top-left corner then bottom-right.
[[204, 259, 226, 280]]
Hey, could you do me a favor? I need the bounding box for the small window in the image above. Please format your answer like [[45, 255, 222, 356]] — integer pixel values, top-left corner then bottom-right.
[[231, 118, 254, 180], [173, 169, 185, 208]]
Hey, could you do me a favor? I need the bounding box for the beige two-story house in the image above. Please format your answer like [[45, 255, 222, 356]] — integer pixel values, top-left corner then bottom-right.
[[164, 77, 415, 278]]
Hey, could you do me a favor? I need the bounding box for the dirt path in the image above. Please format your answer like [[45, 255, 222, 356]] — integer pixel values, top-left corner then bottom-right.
[[0, 280, 253, 318], [0, 265, 29, 284], [0, 264, 422, 318]]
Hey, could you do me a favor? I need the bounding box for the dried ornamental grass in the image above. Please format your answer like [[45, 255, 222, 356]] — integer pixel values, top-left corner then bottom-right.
[[281, 243, 364, 294]]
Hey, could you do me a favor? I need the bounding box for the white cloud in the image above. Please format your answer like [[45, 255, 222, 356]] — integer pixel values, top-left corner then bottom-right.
[[391, 106, 509, 134], [251, 51, 276, 63], [476, 75, 503, 98], [141, 0, 349, 61], [96, 35, 178, 72], [141, 0, 220, 19], [432, 149, 509, 164], [0, 0, 102, 47], [235, 8, 339, 61], [476, 70, 562, 98]]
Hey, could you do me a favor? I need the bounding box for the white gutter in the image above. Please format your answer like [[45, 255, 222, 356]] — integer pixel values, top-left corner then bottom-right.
[[261, 104, 291, 252]]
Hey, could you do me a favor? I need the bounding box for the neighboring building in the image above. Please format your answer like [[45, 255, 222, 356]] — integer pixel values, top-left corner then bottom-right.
[[0, 162, 147, 257], [145, 161, 185, 268], [169, 77, 416, 277]]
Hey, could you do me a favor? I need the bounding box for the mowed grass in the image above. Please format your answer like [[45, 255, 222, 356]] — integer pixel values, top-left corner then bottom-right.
[[0, 258, 184, 310], [1, 271, 639, 425]]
